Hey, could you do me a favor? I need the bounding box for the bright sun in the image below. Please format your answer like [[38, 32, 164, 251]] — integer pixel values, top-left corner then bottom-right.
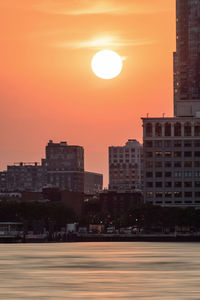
[[91, 50, 123, 80]]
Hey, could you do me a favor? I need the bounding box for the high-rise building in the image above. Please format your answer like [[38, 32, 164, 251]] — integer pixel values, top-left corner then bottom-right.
[[143, 0, 200, 208], [174, 0, 200, 116], [42, 140, 84, 193], [84, 171, 103, 195], [109, 139, 143, 190]]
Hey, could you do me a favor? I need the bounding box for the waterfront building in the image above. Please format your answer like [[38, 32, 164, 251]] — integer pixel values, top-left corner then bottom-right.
[[143, 0, 200, 208], [109, 139, 143, 190], [42, 140, 84, 193], [174, 0, 200, 116], [143, 118, 200, 207], [84, 171, 103, 195], [6, 162, 46, 192]]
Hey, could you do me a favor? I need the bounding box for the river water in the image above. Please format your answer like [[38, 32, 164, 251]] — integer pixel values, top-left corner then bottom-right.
[[0, 242, 200, 299]]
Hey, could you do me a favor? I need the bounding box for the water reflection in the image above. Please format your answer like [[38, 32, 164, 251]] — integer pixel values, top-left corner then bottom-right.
[[0, 242, 200, 299]]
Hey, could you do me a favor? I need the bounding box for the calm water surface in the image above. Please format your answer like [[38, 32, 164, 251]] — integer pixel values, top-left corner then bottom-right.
[[0, 242, 200, 299]]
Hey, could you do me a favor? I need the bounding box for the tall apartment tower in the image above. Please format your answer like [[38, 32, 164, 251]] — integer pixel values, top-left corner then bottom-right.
[[142, 0, 200, 208], [42, 140, 84, 193], [174, 0, 200, 116], [109, 139, 143, 190]]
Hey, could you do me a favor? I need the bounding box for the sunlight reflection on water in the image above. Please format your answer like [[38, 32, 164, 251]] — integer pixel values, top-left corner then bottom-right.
[[0, 242, 200, 299]]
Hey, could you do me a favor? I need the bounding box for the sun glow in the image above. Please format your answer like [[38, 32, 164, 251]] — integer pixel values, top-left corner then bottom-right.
[[91, 50, 123, 79]]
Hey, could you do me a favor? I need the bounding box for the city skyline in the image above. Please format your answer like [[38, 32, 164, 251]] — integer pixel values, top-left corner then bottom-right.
[[0, 1, 176, 187]]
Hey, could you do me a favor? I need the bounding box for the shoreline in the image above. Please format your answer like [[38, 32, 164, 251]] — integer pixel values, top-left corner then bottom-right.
[[1, 233, 200, 243]]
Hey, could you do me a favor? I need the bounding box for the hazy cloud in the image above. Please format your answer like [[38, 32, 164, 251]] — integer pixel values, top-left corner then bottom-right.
[[34, 0, 171, 16], [55, 36, 155, 49]]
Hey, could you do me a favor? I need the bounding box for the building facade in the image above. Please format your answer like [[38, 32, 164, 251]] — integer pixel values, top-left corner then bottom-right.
[[84, 171, 103, 195], [143, 117, 200, 207], [174, 0, 200, 116], [109, 139, 143, 190], [42, 140, 84, 193], [6, 163, 46, 192]]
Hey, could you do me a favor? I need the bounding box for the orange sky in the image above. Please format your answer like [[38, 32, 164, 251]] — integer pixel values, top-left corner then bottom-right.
[[0, 0, 176, 187]]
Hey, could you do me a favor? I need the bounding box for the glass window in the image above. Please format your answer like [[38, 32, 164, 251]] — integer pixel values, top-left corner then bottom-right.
[[155, 152, 162, 157], [184, 152, 192, 157], [164, 140, 171, 147], [174, 192, 182, 198], [184, 162, 192, 167], [165, 192, 172, 198], [184, 122, 192, 136], [165, 152, 172, 157], [195, 181, 200, 187], [146, 172, 153, 178], [175, 172, 182, 177], [174, 182, 182, 187], [195, 122, 200, 136], [155, 141, 162, 147], [174, 162, 182, 168], [165, 182, 172, 187], [155, 162, 162, 168], [165, 172, 172, 177], [165, 162, 172, 168], [195, 192, 200, 198], [185, 192, 192, 198], [156, 172, 162, 177], [155, 123, 162, 137], [156, 192, 163, 198], [184, 172, 192, 177], [156, 182, 162, 187], [146, 152, 153, 158], [147, 192, 153, 198], [184, 182, 192, 187], [145, 141, 153, 147], [195, 162, 200, 167], [184, 141, 192, 147], [194, 141, 200, 147], [174, 123, 181, 136], [165, 123, 171, 137], [146, 162, 153, 168], [146, 182, 153, 187], [174, 140, 182, 147], [146, 123, 152, 137], [195, 152, 200, 157], [174, 151, 181, 157]]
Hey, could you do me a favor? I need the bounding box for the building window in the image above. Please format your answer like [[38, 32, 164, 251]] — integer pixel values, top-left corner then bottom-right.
[[184, 122, 192, 136], [175, 172, 182, 177], [174, 192, 182, 198], [174, 151, 181, 157], [164, 140, 171, 147], [184, 172, 192, 177], [165, 172, 172, 177], [174, 182, 182, 187], [155, 140, 162, 147], [185, 192, 192, 198], [195, 162, 200, 167], [165, 162, 172, 168], [184, 182, 192, 187], [165, 192, 172, 198], [195, 122, 200, 136], [165, 123, 171, 137], [184, 141, 192, 147], [146, 162, 153, 168], [155, 162, 162, 168], [195, 172, 200, 177], [156, 192, 163, 198], [146, 172, 153, 178], [174, 162, 182, 168], [184, 162, 192, 168], [195, 192, 200, 198], [155, 123, 162, 137], [156, 182, 162, 187], [145, 141, 153, 147], [146, 123, 153, 137], [147, 192, 153, 198], [155, 152, 162, 157], [156, 172, 162, 177], [194, 141, 200, 147], [184, 152, 192, 157], [147, 182, 153, 187], [165, 152, 172, 157], [195, 181, 200, 187], [165, 182, 172, 187], [146, 152, 153, 158], [174, 140, 182, 147], [174, 123, 181, 136], [195, 152, 200, 157]]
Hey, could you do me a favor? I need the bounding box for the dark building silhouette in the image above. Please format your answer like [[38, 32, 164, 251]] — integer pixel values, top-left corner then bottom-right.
[[174, 0, 200, 116], [84, 171, 103, 195]]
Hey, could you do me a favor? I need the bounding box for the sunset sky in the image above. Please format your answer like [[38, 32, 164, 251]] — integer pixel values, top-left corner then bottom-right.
[[0, 0, 175, 187]]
